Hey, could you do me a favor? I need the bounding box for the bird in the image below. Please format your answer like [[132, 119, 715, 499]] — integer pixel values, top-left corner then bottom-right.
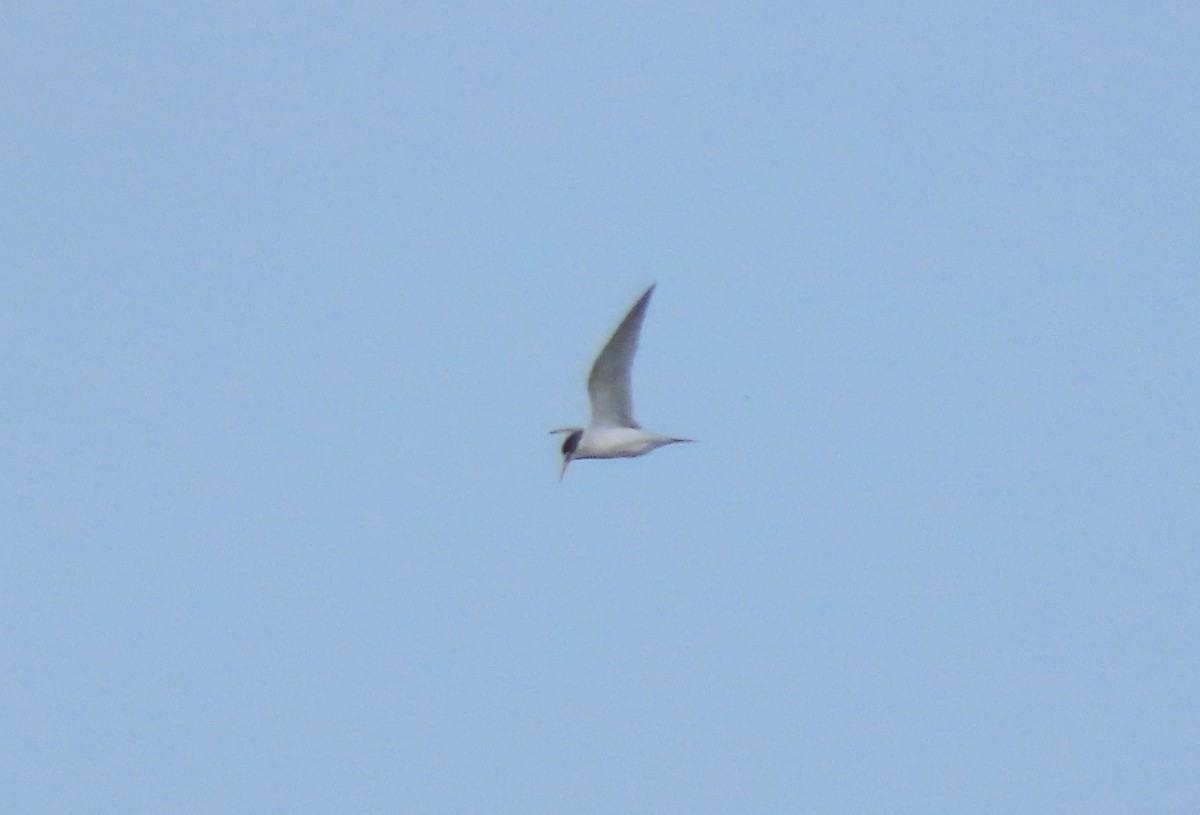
[[552, 283, 693, 479]]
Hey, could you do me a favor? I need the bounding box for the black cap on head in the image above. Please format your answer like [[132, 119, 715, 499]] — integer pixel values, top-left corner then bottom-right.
[[561, 430, 582, 456]]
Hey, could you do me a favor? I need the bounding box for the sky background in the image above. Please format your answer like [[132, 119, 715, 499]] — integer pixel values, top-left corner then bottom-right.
[[3, 2, 1198, 813]]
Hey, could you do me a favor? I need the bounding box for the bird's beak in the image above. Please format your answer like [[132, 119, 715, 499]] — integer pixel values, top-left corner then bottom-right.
[[559, 456, 571, 480]]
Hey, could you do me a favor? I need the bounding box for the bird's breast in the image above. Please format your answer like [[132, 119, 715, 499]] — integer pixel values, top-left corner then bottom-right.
[[575, 427, 665, 459]]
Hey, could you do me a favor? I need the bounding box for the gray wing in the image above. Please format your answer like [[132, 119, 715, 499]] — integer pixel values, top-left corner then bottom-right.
[[587, 284, 655, 428]]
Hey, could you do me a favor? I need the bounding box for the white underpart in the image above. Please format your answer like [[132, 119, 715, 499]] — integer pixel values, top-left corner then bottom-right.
[[572, 425, 683, 460]]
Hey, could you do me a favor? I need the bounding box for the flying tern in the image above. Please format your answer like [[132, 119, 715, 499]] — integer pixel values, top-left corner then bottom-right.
[[552, 284, 693, 478]]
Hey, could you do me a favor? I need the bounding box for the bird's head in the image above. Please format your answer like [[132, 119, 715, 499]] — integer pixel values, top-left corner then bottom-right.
[[551, 428, 583, 479]]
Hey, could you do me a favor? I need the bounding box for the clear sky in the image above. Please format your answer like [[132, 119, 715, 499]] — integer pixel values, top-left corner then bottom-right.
[[3, 3, 1197, 813]]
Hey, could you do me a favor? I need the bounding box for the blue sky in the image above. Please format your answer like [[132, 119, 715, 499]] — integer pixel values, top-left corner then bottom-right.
[[3, 3, 1197, 812]]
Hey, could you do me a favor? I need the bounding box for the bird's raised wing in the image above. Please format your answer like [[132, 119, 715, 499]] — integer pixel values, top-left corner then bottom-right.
[[587, 284, 655, 428]]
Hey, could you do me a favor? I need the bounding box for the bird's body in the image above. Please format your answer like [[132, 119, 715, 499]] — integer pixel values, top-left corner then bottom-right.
[[553, 284, 692, 478], [565, 425, 685, 460]]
